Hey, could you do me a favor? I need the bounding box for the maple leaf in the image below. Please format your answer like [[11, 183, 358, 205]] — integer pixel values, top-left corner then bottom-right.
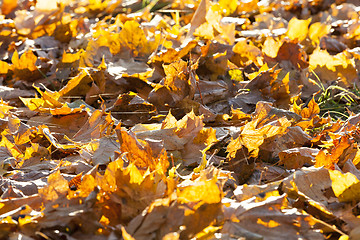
[[148, 59, 197, 108], [119, 20, 158, 57], [222, 194, 323, 239], [12, 50, 49, 81], [263, 38, 309, 70], [315, 136, 354, 169], [1, 0, 360, 239], [286, 17, 312, 42], [309, 48, 358, 87], [126, 173, 223, 239], [232, 39, 262, 67], [38, 170, 69, 202], [227, 116, 291, 159], [309, 22, 331, 45], [20, 86, 70, 113], [279, 147, 319, 169], [329, 170, 360, 203]]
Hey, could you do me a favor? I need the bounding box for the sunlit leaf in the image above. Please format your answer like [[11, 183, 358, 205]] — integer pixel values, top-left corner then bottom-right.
[[329, 170, 360, 202], [309, 48, 357, 86], [286, 17, 311, 42], [1, 0, 18, 15], [119, 20, 157, 57], [309, 22, 331, 45], [39, 170, 69, 201]]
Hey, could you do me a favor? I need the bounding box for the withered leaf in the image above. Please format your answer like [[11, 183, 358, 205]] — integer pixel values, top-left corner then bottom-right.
[[0, 0, 359, 239]]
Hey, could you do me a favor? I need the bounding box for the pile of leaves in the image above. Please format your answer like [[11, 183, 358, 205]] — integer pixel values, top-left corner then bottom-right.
[[0, 0, 360, 239]]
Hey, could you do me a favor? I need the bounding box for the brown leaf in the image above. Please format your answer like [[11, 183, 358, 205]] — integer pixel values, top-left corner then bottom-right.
[[222, 194, 324, 240], [279, 147, 319, 169]]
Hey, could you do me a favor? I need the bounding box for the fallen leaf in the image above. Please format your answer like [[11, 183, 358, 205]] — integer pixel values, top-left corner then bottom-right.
[[279, 147, 319, 169], [329, 170, 360, 202], [286, 17, 311, 42]]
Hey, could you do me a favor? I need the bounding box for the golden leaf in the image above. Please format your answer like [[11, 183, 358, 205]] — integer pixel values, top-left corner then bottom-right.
[[39, 170, 69, 201], [119, 20, 156, 57], [0, 61, 9, 75], [329, 170, 360, 202], [286, 17, 311, 42], [315, 136, 353, 169], [263, 38, 282, 59], [12, 50, 37, 71], [309, 48, 357, 86], [177, 178, 222, 204], [309, 22, 331, 45], [228, 117, 291, 158], [232, 39, 262, 66]]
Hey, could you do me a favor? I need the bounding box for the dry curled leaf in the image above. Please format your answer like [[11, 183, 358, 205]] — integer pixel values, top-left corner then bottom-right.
[[0, 0, 359, 239]]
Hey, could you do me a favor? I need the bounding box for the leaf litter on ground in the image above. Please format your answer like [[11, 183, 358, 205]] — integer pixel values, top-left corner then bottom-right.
[[0, 0, 360, 239]]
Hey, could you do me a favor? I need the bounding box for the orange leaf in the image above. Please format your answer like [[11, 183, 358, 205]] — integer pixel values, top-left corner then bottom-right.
[[299, 97, 320, 119], [39, 170, 69, 201], [315, 136, 354, 169], [1, 0, 17, 15]]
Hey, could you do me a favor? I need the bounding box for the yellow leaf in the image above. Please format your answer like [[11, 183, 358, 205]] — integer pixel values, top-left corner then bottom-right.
[[0, 100, 14, 118], [309, 48, 357, 86], [218, 0, 238, 16], [117, 128, 169, 174], [76, 175, 96, 198], [119, 20, 155, 57], [262, 38, 282, 58], [309, 22, 331, 45], [229, 117, 291, 158], [12, 50, 37, 72], [118, 129, 154, 169], [121, 226, 136, 240], [248, 63, 269, 80], [299, 97, 320, 119], [0, 61, 9, 74], [19, 86, 74, 113], [11, 50, 46, 80], [232, 39, 262, 66], [58, 70, 89, 96], [193, 225, 221, 239], [177, 179, 222, 204], [49, 103, 84, 115], [194, 22, 214, 39], [62, 50, 84, 63], [18, 215, 33, 226], [93, 29, 121, 55], [286, 17, 311, 42], [87, 0, 111, 13], [19, 97, 45, 111], [329, 170, 360, 202], [193, 127, 217, 146], [339, 235, 349, 240]]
